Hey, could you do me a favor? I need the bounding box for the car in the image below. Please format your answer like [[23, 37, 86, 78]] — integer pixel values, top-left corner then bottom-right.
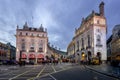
[[91, 57, 100, 65]]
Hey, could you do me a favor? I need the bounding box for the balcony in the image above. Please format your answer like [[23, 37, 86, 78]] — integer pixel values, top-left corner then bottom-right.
[[38, 50, 43, 52], [96, 44, 103, 47], [29, 49, 35, 52], [21, 50, 26, 52]]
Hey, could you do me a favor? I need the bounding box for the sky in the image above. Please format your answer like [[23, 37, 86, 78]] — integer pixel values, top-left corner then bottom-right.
[[0, 0, 120, 51]]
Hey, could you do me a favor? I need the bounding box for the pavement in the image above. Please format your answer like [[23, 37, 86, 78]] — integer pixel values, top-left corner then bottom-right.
[[86, 63, 120, 79]]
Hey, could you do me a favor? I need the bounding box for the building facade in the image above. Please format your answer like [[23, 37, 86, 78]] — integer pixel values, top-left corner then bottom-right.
[[67, 2, 107, 63], [47, 44, 67, 61], [6, 43, 16, 61], [111, 25, 120, 60], [16, 22, 48, 64], [0, 42, 10, 62], [107, 35, 112, 61]]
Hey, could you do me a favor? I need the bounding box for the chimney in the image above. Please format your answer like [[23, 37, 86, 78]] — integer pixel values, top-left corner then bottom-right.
[[99, 2, 104, 16]]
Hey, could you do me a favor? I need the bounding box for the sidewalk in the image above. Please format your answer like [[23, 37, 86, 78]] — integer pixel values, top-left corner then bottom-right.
[[86, 63, 120, 79]]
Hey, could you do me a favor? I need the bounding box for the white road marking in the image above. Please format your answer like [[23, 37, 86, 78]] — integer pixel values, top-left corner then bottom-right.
[[9, 68, 35, 80], [52, 66, 57, 72], [27, 65, 46, 80], [36, 65, 46, 78], [49, 74, 57, 80]]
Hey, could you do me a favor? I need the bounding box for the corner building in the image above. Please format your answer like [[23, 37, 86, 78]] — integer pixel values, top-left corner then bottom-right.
[[67, 2, 107, 63], [16, 22, 48, 64]]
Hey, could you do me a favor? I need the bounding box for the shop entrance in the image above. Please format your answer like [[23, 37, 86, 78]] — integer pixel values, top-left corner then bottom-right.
[[97, 52, 101, 64]]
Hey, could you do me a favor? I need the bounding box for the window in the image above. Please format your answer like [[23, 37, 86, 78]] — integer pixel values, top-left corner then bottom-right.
[[21, 39, 25, 42], [97, 35, 101, 44], [77, 41, 79, 51], [82, 38, 84, 48], [97, 20, 99, 24], [20, 32, 22, 35], [30, 43, 34, 50], [26, 33, 28, 36], [21, 43, 25, 51], [88, 35, 90, 47], [39, 43, 43, 52]]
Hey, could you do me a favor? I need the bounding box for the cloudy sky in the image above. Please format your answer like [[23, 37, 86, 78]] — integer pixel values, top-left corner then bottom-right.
[[0, 0, 120, 51]]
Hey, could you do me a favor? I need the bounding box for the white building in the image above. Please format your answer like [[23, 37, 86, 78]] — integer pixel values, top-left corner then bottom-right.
[[67, 2, 107, 63], [16, 22, 48, 64]]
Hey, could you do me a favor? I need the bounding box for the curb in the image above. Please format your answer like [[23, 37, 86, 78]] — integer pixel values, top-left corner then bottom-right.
[[86, 66, 120, 79]]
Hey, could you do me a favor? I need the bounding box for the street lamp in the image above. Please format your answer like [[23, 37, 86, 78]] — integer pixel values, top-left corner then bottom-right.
[[82, 54, 85, 57]]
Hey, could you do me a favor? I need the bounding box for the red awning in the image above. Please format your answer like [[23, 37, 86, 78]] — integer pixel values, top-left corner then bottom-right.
[[37, 54, 44, 58], [29, 54, 35, 58], [22, 53, 27, 59]]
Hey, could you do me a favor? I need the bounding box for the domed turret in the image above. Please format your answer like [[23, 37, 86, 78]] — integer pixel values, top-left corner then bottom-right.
[[23, 22, 29, 29], [112, 24, 120, 38], [39, 24, 44, 31]]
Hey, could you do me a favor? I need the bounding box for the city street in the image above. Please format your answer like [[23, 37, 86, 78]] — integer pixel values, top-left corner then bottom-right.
[[37, 64, 119, 80], [0, 63, 73, 80], [0, 63, 119, 80]]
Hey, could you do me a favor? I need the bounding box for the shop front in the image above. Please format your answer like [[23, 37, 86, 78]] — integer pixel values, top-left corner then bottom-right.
[[21, 53, 27, 61], [37, 54, 44, 63], [29, 54, 36, 64]]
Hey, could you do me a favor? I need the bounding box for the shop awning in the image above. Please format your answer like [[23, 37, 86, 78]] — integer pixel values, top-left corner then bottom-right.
[[37, 54, 44, 58], [21, 53, 27, 59], [29, 54, 35, 58]]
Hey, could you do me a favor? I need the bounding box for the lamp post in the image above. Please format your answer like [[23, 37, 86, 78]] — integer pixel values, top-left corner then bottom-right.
[[19, 50, 23, 66], [19, 50, 22, 62]]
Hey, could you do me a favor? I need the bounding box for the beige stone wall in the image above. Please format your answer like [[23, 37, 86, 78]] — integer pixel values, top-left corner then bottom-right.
[[16, 29, 48, 62]]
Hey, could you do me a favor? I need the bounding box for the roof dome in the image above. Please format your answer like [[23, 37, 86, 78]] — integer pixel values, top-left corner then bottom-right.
[[113, 24, 120, 31], [112, 24, 120, 38]]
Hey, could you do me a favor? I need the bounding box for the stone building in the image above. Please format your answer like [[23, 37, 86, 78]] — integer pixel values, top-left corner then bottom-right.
[[111, 25, 120, 60], [67, 2, 107, 63], [6, 43, 16, 61], [47, 44, 67, 61], [107, 35, 112, 61], [0, 42, 10, 62], [16, 22, 48, 64]]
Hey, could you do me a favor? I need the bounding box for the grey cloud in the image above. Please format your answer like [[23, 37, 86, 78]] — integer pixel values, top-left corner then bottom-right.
[[0, 0, 119, 51]]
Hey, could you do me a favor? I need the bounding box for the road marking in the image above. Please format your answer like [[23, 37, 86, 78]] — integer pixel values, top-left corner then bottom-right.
[[49, 74, 57, 80], [27, 65, 46, 80], [52, 66, 56, 72], [9, 68, 35, 80], [36, 65, 46, 77]]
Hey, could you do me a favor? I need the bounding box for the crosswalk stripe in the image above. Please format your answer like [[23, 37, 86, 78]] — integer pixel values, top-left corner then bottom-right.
[[52, 66, 56, 72]]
